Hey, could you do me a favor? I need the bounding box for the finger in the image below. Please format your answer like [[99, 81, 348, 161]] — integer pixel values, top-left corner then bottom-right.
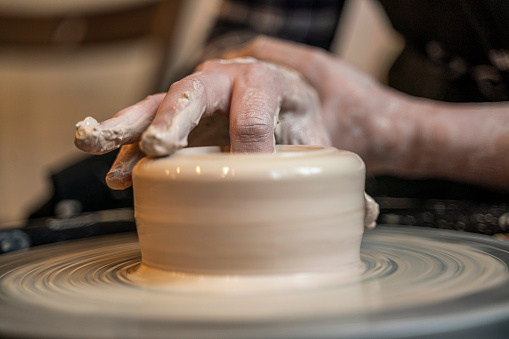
[[140, 70, 232, 157], [224, 37, 318, 74], [275, 82, 332, 147], [229, 85, 279, 153], [226, 59, 325, 152], [140, 59, 325, 156], [276, 111, 332, 147], [75, 93, 165, 155], [224, 36, 327, 90], [105, 143, 145, 190], [226, 36, 374, 105]]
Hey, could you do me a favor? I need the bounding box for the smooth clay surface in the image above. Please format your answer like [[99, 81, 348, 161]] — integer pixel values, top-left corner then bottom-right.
[[132, 145, 377, 283]]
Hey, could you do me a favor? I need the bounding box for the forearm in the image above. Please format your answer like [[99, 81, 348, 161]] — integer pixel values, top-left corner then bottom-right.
[[371, 88, 509, 190]]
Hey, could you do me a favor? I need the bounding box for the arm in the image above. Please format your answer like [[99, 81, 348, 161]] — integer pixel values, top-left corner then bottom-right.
[[227, 37, 509, 191], [75, 36, 509, 192], [383, 94, 509, 189]]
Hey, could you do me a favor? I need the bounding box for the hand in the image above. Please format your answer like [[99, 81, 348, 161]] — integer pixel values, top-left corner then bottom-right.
[[230, 37, 509, 191], [224, 36, 418, 174], [75, 57, 331, 189]]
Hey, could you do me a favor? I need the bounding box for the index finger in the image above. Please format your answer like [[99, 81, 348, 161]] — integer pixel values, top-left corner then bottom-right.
[[140, 69, 233, 156]]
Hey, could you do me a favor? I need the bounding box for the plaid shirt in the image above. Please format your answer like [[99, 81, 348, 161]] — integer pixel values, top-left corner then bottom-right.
[[206, 0, 345, 53]]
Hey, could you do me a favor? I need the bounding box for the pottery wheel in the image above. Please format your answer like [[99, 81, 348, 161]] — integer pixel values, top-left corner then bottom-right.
[[2, 225, 509, 339]]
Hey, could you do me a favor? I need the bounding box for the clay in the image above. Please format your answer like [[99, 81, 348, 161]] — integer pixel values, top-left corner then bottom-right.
[[132, 145, 378, 278]]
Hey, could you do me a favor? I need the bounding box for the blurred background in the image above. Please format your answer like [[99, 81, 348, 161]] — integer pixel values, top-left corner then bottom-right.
[[0, 0, 402, 225]]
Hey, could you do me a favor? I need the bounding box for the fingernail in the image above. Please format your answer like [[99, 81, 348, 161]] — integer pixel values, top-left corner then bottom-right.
[[106, 170, 132, 190]]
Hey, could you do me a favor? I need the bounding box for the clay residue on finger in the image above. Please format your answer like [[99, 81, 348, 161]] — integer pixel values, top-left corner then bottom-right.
[[218, 57, 258, 64], [75, 117, 133, 154], [75, 95, 163, 155], [75, 115, 151, 155], [75, 117, 104, 153], [141, 86, 206, 157]]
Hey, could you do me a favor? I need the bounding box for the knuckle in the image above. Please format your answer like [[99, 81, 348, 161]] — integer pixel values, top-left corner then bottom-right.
[[293, 48, 324, 77], [309, 48, 328, 67], [232, 111, 273, 142], [246, 35, 271, 54], [170, 76, 205, 95], [237, 63, 273, 86], [144, 93, 163, 104], [195, 59, 221, 72]]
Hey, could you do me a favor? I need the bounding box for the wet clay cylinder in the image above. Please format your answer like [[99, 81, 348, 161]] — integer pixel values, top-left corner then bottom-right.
[[132, 145, 367, 276]]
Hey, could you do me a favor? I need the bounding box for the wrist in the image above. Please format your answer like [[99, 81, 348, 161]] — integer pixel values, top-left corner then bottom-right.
[[363, 88, 421, 176]]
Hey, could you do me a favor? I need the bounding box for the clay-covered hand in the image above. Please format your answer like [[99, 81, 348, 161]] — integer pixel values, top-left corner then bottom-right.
[[223, 36, 417, 175], [228, 37, 509, 190], [75, 57, 332, 190]]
